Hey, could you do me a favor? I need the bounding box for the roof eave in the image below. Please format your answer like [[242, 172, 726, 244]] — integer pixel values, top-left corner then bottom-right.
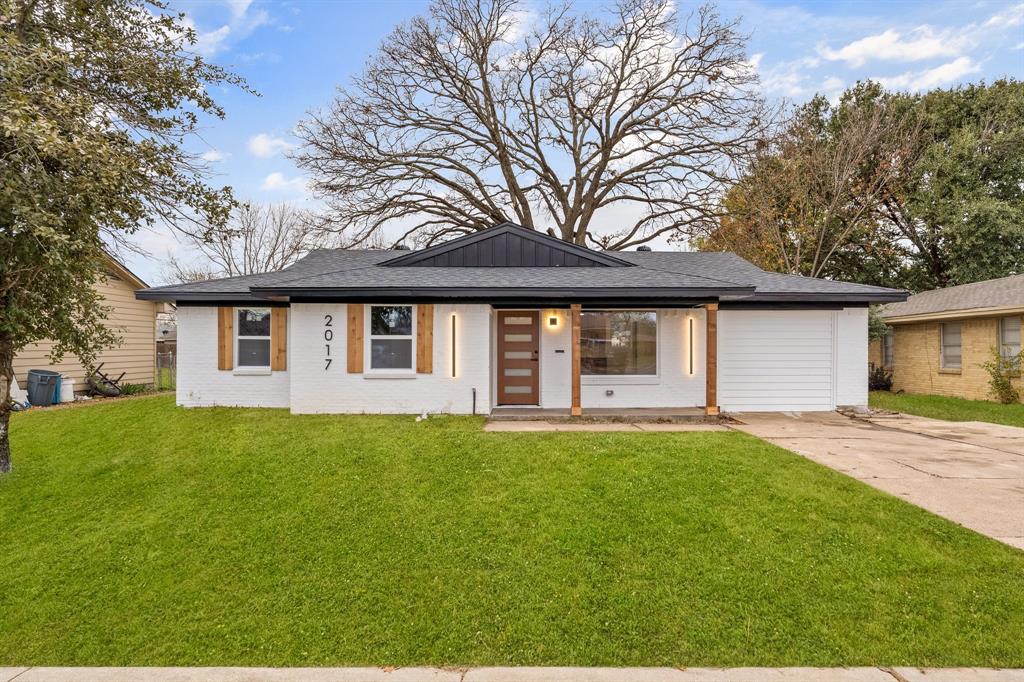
[[882, 304, 1024, 324]]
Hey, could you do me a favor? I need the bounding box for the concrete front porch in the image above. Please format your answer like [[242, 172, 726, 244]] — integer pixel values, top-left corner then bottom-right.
[[488, 406, 713, 423]]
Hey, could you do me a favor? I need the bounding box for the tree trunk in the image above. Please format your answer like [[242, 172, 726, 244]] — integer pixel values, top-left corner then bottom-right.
[[0, 336, 13, 473]]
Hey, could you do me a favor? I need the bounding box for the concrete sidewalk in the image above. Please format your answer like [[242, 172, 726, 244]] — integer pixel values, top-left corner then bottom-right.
[[3, 668, 1023, 681]]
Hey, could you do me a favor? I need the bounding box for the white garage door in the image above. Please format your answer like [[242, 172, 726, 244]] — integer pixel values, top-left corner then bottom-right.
[[718, 310, 835, 412]]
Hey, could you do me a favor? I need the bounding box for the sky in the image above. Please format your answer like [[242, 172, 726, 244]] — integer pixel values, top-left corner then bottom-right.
[[126, 0, 1024, 284]]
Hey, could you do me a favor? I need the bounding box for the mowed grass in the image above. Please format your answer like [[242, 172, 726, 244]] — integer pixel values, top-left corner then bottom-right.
[[2, 395, 1022, 667], [870, 390, 1024, 428]]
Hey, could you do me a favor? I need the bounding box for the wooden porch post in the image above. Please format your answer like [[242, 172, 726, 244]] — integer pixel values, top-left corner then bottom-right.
[[571, 303, 582, 416], [705, 303, 719, 416]]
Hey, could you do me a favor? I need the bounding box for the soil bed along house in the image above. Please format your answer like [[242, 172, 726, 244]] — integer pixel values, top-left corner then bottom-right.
[[136, 223, 906, 416]]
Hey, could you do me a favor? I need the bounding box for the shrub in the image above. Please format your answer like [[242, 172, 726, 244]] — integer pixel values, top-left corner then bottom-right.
[[978, 347, 1022, 405], [118, 383, 152, 396], [868, 363, 893, 391]]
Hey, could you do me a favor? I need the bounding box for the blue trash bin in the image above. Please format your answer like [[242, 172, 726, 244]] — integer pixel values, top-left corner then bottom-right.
[[26, 369, 61, 407]]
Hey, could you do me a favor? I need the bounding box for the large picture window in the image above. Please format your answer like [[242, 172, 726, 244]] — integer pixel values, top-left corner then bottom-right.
[[940, 322, 962, 370], [581, 311, 657, 376], [236, 308, 271, 367], [369, 305, 414, 370]]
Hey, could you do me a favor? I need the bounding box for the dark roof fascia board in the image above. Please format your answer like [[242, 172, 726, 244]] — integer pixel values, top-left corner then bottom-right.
[[378, 223, 635, 268], [136, 290, 272, 304], [719, 301, 867, 310], [731, 291, 908, 304], [174, 299, 290, 308]]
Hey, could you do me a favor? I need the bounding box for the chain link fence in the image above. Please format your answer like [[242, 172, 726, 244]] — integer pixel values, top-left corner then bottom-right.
[[156, 352, 176, 391]]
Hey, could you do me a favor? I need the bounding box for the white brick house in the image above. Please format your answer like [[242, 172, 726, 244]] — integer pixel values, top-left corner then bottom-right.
[[138, 223, 906, 415]]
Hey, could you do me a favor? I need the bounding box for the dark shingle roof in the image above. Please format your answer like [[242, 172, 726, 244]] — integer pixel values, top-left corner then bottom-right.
[[137, 225, 905, 304], [880, 274, 1024, 319]]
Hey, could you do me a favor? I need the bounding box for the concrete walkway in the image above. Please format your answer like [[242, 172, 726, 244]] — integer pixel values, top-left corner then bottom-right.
[[2, 668, 1022, 681], [484, 421, 727, 432], [729, 411, 1024, 549]]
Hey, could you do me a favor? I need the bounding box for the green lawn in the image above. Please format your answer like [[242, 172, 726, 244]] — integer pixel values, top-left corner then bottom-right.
[[870, 390, 1024, 428], [2, 395, 1022, 667]]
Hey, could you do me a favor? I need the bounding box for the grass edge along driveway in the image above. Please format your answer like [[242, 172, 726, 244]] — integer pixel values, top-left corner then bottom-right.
[[2, 395, 1023, 668], [869, 390, 1024, 428]]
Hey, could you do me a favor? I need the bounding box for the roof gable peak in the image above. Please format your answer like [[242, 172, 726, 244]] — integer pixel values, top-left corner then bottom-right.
[[379, 222, 634, 268]]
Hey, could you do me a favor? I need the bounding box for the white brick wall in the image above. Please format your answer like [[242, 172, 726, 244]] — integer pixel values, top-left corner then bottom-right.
[[835, 306, 869, 408], [176, 306, 290, 408], [289, 302, 492, 414], [175, 303, 867, 414]]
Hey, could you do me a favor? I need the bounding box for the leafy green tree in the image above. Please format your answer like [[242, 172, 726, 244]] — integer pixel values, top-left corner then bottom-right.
[[702, 79, 1024, 292], [0, 0, 248, 472], [879, 80, 1024, 289]]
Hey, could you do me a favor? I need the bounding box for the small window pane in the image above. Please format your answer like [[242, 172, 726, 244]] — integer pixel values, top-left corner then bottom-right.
[[238, 309, 270, 337], [504, 316, 532, 325], [504, 386, 531, 394], [504, 334, 533, 342], [581, 311, 657, 375], [1000, 317, 1021, 357], [941, 322, 962, 369], [238, 338, 271, 367], [371, 306, 412, 335], [371, 338, 413, 369], [504, 368, 532, 376], [504, 351, 532, 359], [883, 331, 894, 367]]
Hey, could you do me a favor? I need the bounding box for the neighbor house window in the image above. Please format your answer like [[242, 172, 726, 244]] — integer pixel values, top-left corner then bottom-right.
[[581, 311, 657, 375], [999, 316, 1021, 358], [883, 330, 894, 368], [940, 322, 962, 370], [236, 308, 271, 367], [369, 305, 414, 370]]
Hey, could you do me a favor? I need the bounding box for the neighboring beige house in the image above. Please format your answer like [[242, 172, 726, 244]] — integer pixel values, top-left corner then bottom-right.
[[869, 275, 1023, 402], [13, 254, 159, 394]]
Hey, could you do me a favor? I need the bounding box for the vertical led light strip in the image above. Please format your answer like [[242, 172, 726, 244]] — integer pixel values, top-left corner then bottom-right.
[[688, 316, 694, 375], [451, 313, 457, 378]]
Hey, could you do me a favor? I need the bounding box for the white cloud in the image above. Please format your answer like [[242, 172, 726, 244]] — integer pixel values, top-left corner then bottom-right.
[[189, 0, 270, 57], [248, 133, 293, 158], [1014, 42, 1024, 50], [201, 149, 230, 163], [984, 2, 1024, 28], [261, 172, 307, 194], [757, 56, 821, 98], [875, 56, 982, 91], [818, 27, 965, 67]]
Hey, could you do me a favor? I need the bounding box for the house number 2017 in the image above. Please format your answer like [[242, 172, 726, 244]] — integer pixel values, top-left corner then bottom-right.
[[323, 314, 333, 370]]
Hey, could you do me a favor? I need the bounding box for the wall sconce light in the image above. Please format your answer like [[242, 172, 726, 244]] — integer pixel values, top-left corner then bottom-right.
[[451, 314, 457, 378], [548, 316, 558, 327], [688, 316, 694, 375]]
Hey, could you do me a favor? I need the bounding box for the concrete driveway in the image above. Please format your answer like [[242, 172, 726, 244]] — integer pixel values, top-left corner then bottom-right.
[[729, 411, 1024, 549]]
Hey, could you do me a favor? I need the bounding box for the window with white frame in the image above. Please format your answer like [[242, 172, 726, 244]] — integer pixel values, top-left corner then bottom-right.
[[580, 310, 657, 375], [883, 330, 894, 368], [368, 305, 414, 370], [236, 308, 271, 367], [940, 322, 962, 370], [999, 316, 1021, 358]]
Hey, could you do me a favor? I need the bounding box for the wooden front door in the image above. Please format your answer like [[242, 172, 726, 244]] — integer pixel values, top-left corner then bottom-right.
[[497, 311, 540, 405]]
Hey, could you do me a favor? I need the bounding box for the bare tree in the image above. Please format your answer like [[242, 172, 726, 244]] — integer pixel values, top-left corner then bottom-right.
[[294, 0, 772, 249], [702, 92, 917, 279], [165, 202, 327, 282]]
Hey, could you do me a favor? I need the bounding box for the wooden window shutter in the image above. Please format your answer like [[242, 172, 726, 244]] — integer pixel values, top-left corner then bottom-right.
[[347, 304, 363, 373], [417, 304, 434, 373], [217, 307, 233, 370], [271, 308, 287, 371]]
